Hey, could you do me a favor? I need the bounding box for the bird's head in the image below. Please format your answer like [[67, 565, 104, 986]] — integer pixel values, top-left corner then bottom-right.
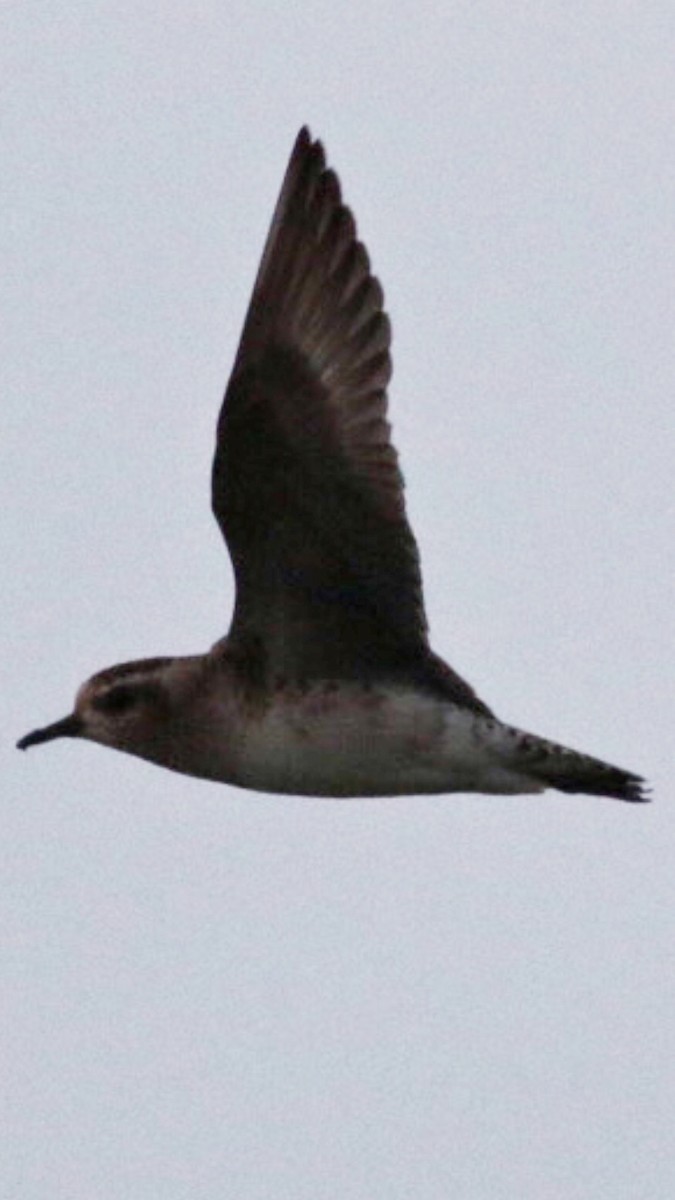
[[17, 657, 185, 761]]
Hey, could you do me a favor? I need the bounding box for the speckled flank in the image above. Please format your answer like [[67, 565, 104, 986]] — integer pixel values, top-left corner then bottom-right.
[[222, 686, 540, 798]]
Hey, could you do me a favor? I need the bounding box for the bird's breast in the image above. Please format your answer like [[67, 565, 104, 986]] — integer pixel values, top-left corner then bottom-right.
[[219, 683, 484, 797]]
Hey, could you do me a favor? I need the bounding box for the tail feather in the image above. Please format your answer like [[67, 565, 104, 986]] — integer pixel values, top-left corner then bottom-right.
[[503, 726, 649, 803], [538, 757, 648, 802]]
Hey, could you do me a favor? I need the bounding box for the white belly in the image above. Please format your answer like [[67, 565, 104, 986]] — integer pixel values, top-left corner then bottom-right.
[[226, 685, 541, 798]]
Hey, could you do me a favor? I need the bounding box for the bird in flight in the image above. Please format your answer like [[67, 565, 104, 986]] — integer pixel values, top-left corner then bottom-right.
[[18, 128, 647, 802]]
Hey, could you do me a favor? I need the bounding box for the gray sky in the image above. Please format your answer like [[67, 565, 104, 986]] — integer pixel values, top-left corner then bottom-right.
[[3, 3, 674, 1197]]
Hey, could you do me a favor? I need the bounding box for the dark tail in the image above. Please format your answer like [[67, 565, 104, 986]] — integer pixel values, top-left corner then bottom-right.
[[541, 756, 648, 802], [507, 726, 649, 803]]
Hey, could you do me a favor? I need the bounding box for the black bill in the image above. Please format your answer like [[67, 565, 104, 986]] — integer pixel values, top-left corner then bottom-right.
[[17, 713, 83, 751]]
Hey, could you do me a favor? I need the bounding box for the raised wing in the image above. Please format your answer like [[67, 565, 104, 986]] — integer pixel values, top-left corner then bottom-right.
[[212, 128, 489, 712]]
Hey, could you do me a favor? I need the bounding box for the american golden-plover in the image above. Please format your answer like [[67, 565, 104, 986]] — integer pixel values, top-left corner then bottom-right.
[[18, 129, 647, 802]]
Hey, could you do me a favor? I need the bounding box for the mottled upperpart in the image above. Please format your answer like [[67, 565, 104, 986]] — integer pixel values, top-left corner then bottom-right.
[[17, 128, 648, 803]]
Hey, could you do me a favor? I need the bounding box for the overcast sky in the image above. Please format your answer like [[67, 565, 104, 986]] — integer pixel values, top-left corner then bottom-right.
[[3, 3, 674, 1197]]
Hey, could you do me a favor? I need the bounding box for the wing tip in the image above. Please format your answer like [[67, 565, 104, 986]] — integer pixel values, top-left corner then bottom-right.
[[292, 125, 323, 167]]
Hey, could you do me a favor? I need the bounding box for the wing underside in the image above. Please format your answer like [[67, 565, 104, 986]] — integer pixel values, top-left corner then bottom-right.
[[212, 128, 490, 714]]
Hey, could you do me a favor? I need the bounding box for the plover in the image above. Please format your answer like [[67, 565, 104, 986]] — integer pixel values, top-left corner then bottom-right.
[[18, 128, 647, 802]]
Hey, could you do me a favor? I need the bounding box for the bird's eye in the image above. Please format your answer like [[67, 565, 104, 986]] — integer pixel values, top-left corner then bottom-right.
[[93, 686, 137, 714]]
